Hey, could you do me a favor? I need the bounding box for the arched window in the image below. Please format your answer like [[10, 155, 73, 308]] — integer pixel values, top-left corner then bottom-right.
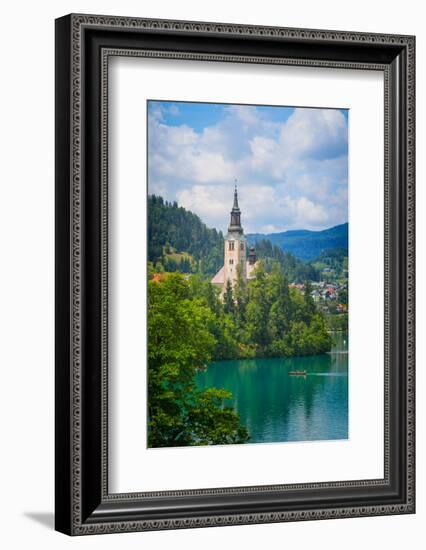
[[229, 241, 235, 251], [240, 241, 244, 250]]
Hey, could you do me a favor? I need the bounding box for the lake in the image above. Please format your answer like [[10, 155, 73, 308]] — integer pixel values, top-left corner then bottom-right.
[[196, 332, 348, 444]]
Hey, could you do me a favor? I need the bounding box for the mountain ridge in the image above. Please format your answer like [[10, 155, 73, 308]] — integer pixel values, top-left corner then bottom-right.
[[247, 222, 348, 261]]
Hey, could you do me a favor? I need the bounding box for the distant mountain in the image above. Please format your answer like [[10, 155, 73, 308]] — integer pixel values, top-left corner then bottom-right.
[[247, 223, 348, 261]]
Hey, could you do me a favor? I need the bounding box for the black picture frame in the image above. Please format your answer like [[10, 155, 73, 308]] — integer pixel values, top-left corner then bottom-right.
[[55, 13, 415, 535]]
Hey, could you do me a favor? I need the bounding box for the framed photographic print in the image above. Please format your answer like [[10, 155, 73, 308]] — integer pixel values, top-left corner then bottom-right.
[[55, 14, 415, 535]]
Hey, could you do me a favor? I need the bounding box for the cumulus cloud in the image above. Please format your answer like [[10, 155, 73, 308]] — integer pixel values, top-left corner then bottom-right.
[[280, 108, 347, 161], [147, 103, 348, 233]]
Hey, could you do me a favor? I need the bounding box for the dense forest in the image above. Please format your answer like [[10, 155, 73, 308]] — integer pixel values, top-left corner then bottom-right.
[[311, 247, 348, 279], [253, 239, 320, 282], [148, 262, 332, 447], [148, 195, 223, 275]]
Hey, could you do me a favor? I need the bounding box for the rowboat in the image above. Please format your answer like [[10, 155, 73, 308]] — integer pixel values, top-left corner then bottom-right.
[[288, 370, 307, 376]]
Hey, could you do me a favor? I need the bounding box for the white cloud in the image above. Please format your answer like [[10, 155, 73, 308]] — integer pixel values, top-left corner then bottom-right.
[[293, 196, 328, 226], [175, 183, 334, 234], [226, 104, 260, 126], [177, 185, 229, 226], [148, 105, 348, 233], [280, 108, 347, 160]]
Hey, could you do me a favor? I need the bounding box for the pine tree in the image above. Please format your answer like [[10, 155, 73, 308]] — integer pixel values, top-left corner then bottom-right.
[[234, 263, 248, 326], [246, 261, 270, 348], [267, 263, 291, 341], [304, 280, 316, 315], [223, 279, 235, 315]]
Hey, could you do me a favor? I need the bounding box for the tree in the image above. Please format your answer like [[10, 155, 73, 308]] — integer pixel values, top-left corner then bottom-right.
[[245, 262, 270, 349], [339, 287, 348, 305], [234, 263, 248, 327], [266, 264, 288, 338], [148, 273, 248, 447], [188, 388, 249, 445], [223, 278, 235, 315], [304, 280, 315, 314], [250, 238, 320, 282], [203, 279, 221, 317], [148, 195, 224, 275]]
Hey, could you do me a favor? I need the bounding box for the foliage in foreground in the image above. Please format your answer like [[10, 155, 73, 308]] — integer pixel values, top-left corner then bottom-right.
[[148, 274, 249, 448]]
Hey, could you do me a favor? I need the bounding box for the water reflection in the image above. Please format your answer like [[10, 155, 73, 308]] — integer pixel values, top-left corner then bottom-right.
[[196, 332, 348, 443]]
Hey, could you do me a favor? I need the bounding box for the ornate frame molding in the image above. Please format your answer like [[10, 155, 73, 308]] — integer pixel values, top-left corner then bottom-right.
[[55, 14, 415, 535]]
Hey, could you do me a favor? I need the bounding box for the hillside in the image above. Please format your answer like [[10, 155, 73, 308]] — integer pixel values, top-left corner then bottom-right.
[[247, 223, 348, 261], [148, 195, 223, 275], [311, 247, 349, 283]]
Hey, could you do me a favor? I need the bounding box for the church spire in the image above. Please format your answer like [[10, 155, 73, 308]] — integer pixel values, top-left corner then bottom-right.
[[228, 181, 243, 235], [233, 183, 239, 210]]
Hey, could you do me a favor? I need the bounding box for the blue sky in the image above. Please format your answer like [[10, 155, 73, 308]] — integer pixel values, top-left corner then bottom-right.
[[147, 100, 348, 234]]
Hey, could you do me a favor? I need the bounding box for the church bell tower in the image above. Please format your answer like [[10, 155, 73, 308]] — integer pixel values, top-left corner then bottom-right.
[[223, 185, 247, 287]]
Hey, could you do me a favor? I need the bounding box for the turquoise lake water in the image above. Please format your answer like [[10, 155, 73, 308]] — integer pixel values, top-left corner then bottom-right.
[[196, 332, 348, 444]]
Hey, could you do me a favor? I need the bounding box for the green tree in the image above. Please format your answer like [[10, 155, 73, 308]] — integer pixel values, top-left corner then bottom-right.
[[211, 314, 239, 359], [148, 195, 224, 275], [246, 262, 270, 349], [339, 287, 348, 305], [234, 263, 248, 327], [304, 280, 316, 315], [188, 388, 249, 445], [223, 278, 235, 315], [266, 264, 290, 343], [148, 273, 248, 447], [203, 278, 222, 317]]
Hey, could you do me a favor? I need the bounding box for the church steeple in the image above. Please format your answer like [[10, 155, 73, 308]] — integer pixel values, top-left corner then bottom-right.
[[210, 183, 258, 293], [228, 183, 243, 235], [233, 184, 239, 209]]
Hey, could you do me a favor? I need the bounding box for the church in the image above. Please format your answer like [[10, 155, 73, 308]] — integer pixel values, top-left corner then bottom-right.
[[211, 185, 258, 294]]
